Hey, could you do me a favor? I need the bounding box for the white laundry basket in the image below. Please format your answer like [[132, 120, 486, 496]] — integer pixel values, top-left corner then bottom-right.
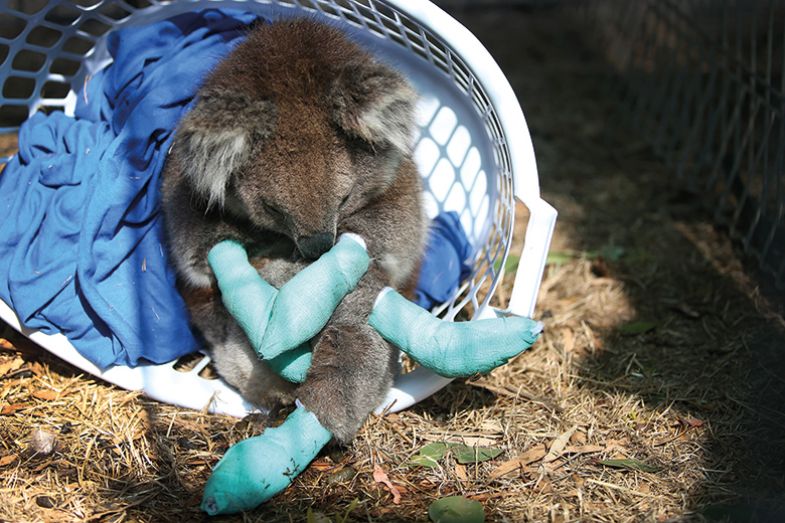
[[0, 0, 557, 417]]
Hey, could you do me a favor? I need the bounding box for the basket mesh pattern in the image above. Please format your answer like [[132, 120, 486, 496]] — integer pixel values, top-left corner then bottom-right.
[[585, 0, 785, 288], [0, 0, 517, 319]]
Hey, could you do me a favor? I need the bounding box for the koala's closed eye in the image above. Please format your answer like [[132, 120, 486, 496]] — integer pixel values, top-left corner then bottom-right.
[[261, 201, 286, 221], [340, 193, 351, 208]]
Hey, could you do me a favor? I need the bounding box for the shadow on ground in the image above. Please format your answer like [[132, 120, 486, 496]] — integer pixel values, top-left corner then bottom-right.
[[445, 5, 785, 521]]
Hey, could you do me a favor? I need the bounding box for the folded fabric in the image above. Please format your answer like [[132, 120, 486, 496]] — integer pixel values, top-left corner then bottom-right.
[[0, 10, 257, 368], [414, 211, 474, 310]]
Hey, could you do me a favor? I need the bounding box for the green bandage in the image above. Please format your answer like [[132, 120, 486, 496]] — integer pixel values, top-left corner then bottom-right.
[[201, 405, 332, 515], [260, 234, 369, 358], [368, 288, 543, 377], [265, 344, 312, 383], [207, 234, 369, 382]]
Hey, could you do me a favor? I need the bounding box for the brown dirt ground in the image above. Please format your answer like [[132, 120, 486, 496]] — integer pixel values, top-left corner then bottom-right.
[[2, 7, 785, 523]]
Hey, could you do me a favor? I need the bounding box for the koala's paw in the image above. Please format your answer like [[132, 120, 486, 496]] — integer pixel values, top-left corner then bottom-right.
[[298, 323, 398, 443]]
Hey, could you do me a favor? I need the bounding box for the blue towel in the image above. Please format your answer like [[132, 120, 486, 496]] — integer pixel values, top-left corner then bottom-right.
[[0, 10, 257, 368], [414, 212, 474, 310], [0, 9, 475, 369]]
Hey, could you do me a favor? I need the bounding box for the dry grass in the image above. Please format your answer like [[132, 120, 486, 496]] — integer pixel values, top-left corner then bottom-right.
[[2, 7, 785, 523]]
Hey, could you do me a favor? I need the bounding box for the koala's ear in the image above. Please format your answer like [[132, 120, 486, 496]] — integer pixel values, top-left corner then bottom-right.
[[331, 61, 417, 153], [174, 92, 275, 207]]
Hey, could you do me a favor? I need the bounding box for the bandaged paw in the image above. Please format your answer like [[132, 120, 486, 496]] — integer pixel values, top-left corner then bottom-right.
[[369, 288, 543, 377], [201, 405, 332, 515]]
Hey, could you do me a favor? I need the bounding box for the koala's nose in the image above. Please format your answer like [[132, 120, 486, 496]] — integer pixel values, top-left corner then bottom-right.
[[297, 232, 335, 259]]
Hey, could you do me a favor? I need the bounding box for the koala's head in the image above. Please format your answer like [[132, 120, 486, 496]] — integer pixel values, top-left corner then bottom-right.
[[172, 19, 417, 259]]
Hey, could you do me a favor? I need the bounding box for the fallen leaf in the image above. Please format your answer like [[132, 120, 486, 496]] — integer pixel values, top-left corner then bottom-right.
[[372, 464, 401, 504], [489, 445, 547, 479], [0, 454, 18, 466], [0, 403, 27, 415], [408, 442, 448, 468], [544, 426, 578, 462], [451, 444, 503, 464], [27, 361, 46, 377], [598, 458, 660, 473], [310, 458, 334, 472], [537, 477, 553, 493], [428, 496, 484, 523], [0, 357, 24, 377], [32, 389, 58, 401], [563, 444, 604, 455], [680, 416, 704, 428], [569, 430, 587, 445], [454, 463, 468, 481], [618, 321, 657, 335], [326, 467, 356, 486]]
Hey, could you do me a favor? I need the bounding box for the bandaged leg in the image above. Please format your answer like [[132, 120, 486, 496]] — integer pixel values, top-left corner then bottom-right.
[[201, 404, 332, 515], [369, 288, 543, 377], [207, 234, 369, 381]]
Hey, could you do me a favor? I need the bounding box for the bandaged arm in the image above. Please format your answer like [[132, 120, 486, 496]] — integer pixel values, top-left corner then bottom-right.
[[207, 234, 369, 382]]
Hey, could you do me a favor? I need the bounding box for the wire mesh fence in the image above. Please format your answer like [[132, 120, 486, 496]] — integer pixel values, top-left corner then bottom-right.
[[583, 0, 785, 289]]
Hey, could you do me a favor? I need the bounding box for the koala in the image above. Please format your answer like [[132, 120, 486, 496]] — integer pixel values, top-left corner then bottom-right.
[[161, 18, 427, 443]]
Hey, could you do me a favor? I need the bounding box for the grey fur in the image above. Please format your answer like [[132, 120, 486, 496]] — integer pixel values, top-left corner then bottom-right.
[[174, 94, 276, 209], [161, 19, 427, 443]]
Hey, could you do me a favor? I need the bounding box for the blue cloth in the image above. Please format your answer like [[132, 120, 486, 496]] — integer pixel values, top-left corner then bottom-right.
[[0, 10, 257, 368], [414, 212, 474, 310]]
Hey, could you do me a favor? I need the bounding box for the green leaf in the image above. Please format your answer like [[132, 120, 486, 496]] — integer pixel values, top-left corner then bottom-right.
[[450, 444, 503, 464], [408, 442, 448, 468], [599, 458, 660, 473], [618, 321, 657, 335], [493, 254, 520, 275], [408, 455, 441, 468], [429, 496, 485, 523], [546, 251, 574, 266]]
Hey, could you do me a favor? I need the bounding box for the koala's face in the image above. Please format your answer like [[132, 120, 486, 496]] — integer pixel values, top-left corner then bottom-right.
[[172, 20, 417, 259]]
